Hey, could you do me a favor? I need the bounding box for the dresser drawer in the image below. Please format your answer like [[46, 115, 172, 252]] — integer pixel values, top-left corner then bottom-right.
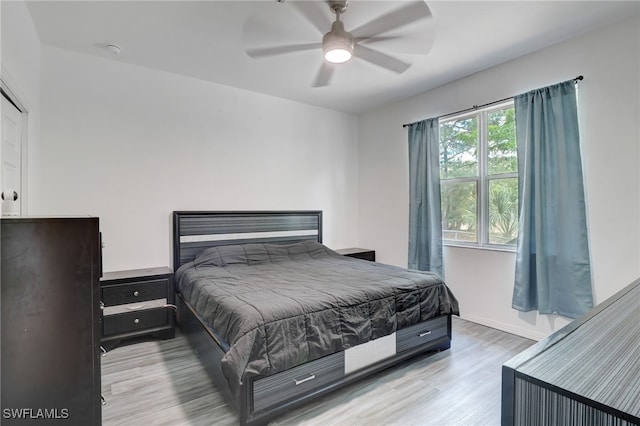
[[252, 352, 344, 412], [396, 315, 449, 353], [102, 279, 168, 306], [103, 308, 169, 336]]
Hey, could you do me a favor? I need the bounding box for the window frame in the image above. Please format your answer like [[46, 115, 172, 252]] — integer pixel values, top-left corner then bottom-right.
[[439, 100, 517, 252]]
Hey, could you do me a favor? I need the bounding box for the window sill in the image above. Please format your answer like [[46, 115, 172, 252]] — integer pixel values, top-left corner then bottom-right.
[[443, 242, 516, 254]]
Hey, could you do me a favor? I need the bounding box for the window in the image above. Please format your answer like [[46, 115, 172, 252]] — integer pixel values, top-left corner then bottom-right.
[[439, 102, 518, 248]]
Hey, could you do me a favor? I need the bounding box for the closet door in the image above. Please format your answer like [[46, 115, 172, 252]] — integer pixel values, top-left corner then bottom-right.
[[1, 217, 101, 425], [1, 94, 23, 216]]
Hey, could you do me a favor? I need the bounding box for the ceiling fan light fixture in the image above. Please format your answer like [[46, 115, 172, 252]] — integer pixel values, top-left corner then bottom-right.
[[324, 47, 352, 64], [322, 20, 354, 64]]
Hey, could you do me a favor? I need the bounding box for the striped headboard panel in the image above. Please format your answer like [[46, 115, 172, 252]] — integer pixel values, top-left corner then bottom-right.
[[172, 211, 323, 269]]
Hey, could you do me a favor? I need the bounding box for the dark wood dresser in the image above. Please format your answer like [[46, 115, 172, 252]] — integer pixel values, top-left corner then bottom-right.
[[1, 217, 102, 425], [502, 278, 640, 426]]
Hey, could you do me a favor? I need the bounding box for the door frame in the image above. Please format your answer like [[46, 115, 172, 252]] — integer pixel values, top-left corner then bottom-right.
[[1, 68, 30, 215]]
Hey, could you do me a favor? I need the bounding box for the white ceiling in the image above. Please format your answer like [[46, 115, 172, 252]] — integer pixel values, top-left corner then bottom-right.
[[25, 0, 640, 114]]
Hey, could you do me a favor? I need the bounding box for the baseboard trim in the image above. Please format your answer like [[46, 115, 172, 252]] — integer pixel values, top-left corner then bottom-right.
[[459, 313, 548, 341]]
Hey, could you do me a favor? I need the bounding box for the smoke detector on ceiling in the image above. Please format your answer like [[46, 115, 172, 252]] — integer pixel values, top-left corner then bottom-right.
[[105, 44, 122, 55]]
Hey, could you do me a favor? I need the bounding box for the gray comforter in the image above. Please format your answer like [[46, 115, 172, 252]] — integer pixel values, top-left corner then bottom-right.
[[176, 241, 459, 398]]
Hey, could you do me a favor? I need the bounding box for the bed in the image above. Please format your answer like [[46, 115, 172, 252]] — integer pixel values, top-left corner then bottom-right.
[[173, 211, 459, 425]]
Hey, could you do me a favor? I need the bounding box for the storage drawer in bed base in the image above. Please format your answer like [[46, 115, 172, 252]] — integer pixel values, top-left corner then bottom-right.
[[397, 315, 450, 352], [249, 315, 451, 418], [178, 293, 452, 426], [245, 329, 451, 425], [252, 352, 344, 412]]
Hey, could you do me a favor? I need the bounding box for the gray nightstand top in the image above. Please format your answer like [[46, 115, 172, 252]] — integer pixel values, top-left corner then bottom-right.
[[334, 248, 374, 256]]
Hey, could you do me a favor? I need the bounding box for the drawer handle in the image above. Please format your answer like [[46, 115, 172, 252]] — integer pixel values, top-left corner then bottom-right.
[[133, 291, 140, 296], [418, 331, 432, 337], [134, 318, 140, 324], [293, 374, 316, 386], [101, 395, 106, 406], [163, 304, 178, 311], [100, 346, 107, 357]]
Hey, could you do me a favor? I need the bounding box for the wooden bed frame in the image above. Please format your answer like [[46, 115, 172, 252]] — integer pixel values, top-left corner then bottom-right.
[[173, 211, 452, 425]]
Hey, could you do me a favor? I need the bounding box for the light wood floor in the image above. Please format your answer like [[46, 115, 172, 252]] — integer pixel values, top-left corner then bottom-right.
[[101, 318, 534, 426]]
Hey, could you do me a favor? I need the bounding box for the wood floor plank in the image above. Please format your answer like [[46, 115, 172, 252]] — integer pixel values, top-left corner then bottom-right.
[[102, 318, 534, 425]]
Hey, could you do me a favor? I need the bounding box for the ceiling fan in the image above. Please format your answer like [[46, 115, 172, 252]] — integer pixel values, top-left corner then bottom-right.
[[244, 0, 435, 87]]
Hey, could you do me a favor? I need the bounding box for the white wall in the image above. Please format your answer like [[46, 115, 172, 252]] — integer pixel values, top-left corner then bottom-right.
[[358, 17, 640, 340], [6, 1, 638, 340], [0, 0, 42, 214], [36, 46, 359, 271]]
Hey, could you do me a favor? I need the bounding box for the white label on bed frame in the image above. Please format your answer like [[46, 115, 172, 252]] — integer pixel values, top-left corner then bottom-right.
[[344, 333, 396, 375], [180, 230, 318, 243]]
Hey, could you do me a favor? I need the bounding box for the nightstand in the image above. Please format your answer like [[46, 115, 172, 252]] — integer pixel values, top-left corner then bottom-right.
[[100, 267, 175, 350], [335, 248, 376, 262]]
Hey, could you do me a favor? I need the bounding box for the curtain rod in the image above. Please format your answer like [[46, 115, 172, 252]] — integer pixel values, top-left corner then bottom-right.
[[402, 75, 583, 128]]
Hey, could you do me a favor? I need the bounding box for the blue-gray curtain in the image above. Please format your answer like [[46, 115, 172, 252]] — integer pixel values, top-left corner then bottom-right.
[[513, 80, 593, 318], [408, 118, 444, 278]]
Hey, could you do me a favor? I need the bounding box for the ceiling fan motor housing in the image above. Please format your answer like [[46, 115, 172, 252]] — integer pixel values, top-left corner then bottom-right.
[[323, 20, 354, 63]]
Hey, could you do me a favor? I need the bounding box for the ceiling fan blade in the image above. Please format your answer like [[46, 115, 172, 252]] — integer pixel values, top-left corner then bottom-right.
[[353, 44, 411, 74], [246, 42, 321, 59], [351, 1, 432, 38], [355, 35, 435, 55], [312, 62, 335, 88], [290, 1, 332, 35]]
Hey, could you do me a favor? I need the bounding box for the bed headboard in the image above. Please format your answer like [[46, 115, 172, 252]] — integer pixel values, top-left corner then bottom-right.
[[172, 211, 323, 269]]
